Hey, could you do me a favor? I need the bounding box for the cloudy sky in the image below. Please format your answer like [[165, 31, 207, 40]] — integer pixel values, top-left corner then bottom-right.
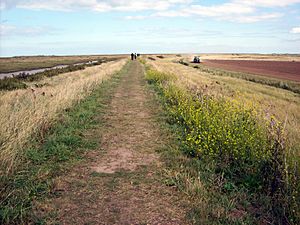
[[1, 0, 300, 56]]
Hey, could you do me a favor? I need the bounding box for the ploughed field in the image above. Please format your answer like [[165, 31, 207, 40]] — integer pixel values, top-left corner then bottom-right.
[[203, 59, 300, 82]]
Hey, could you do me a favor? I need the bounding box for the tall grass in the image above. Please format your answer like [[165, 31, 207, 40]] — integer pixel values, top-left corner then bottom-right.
[[0, 66, 125, 224], [145, 68, 299, 224], [0, 59, 127, 174], [147, 59, 300, 157]]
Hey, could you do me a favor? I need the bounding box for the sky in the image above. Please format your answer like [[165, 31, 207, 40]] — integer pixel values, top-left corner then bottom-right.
[[0, 0, 300, 56]]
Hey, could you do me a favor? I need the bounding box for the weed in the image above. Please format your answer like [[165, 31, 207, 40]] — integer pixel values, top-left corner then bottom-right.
[[146, 68, 299, 224]]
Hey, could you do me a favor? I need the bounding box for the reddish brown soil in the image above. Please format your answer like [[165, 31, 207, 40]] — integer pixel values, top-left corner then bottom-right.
[[203, 60, 300, 82]]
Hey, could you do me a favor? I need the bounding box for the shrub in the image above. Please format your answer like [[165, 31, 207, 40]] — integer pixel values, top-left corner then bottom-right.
[[178, 59, 189, 66], [0, 78, 27, 91]]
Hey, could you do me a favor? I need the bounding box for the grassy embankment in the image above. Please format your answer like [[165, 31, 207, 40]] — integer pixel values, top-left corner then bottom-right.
[[149, 59, 300, 157], [141, 58, 299, 224], [0, 59, 126, 174], [0, 61, 129, 224]]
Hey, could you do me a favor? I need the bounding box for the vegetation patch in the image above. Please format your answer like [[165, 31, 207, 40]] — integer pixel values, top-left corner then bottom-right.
[[0, 62, 102, 91], [0, 77, 28, 91], [0, 67, 124, 224], [146, 68, 299, 224], [178, 59, 189, 66]]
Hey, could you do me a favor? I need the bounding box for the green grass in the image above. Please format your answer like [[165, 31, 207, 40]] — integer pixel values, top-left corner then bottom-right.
[[0, 64, 127, 224], [146, 68, 299, 224]]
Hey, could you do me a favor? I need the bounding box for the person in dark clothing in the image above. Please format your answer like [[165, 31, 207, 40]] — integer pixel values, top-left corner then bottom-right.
[[134, 53, 137, 60], [131, 53, 134, 60]]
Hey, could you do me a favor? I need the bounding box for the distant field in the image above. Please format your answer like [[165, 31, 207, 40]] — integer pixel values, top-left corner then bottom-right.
[[203, 60, 300, 82], [147, 53, 300, 62], [0, 55, 127, 73], [155, 53, 300, 82], [199, 53, 300, 61]]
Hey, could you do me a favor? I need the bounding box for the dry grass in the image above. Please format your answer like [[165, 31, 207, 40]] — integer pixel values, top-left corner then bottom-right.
[[0, 59, 127, 174], [146, 58, 300, 157]]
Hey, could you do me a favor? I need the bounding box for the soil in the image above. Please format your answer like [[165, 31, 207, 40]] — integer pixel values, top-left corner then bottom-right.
[[203, 60, 300, 82], [39, 61, 189, 224]]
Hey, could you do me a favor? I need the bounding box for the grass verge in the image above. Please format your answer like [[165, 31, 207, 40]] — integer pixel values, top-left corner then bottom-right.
[[0, 64, 127, 224], [144, 66, 299, 224], [0, 60, 126, 174]]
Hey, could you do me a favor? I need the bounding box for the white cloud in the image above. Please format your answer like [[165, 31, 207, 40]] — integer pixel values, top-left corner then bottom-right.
[[0, 0, 192, 11], [233, 13, 283, 23], [125, 15, 148, 20], [0, 24, 60, 37], [233, 0, 300, 7], [0, 0, 297, 24], [183, 3, 255, 17], [1, 0, 299, 12], [290, 27, 300, 33], [133, 1, 284, 23]]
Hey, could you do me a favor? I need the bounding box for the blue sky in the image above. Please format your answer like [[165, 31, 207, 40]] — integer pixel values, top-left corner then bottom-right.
[[1, 0, 300, 56]]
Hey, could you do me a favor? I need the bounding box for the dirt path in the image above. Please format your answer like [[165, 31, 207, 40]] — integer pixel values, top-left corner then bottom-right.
[[43, 61, 189, 224]]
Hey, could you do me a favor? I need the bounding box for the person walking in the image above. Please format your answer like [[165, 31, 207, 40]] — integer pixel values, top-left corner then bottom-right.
[[131, 53, 134, 60]]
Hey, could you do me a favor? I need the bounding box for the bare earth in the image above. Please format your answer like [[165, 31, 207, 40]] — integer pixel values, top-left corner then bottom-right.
[[203, 60, 300, 82], [40, 61, 189, 224]]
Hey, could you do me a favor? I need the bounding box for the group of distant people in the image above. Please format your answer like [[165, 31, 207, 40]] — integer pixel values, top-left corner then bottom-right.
[[131, 53, 140, 60]]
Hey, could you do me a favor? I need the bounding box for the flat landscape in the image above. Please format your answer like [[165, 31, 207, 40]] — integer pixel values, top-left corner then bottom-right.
[[0, 53, 299, 225], [0, 55, 126, 73], [203, 59, 300, 81], [2, 1, 300, 224], [199, 53, 300, 61]]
